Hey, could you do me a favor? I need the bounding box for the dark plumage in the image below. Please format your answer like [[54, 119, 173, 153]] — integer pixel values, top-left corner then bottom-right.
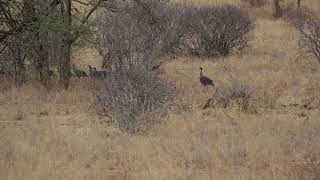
[[48, 70, 55, 77], [88, 65, 106, 79], [93, 68, 107, 78], [200, 67, 214, 87], [88, 65, 94, 78], [72, 64, 87, 78], [151, 61, 164, 71]]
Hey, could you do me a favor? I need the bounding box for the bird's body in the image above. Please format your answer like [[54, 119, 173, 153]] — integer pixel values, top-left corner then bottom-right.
[[88, 65, 106, 79], [88, 65, 95, 78], [93, 68, 107, 79], [200, 67, 214, 87], [48, 70, 55, 77], [151, 61, 164, 71], [72, 64, 87, 78]]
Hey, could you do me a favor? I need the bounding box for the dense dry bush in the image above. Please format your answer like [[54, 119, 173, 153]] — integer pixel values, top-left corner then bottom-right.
[[95, 2, 254, 61], [93, 66, 178, 133], [194, 5, 254, 57], [93, 0, 180, 133], [158, 5, 194, 55], [241, 0, 266, 7], [161, 5, 254, 57], [94, 0, 168, 71], [0, 44, 26, 89]]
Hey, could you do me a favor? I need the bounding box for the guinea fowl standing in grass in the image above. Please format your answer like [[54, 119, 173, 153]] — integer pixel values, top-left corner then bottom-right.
[[151, 61, 164, 71], [72, 64, 87, 78], [199, 67, 214, 89], [93, 67, 107, 79]]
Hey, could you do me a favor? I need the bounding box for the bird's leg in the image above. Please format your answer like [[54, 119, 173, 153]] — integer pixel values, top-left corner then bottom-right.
[[206, 86, 213, 96], [205, 86, 210, 96]]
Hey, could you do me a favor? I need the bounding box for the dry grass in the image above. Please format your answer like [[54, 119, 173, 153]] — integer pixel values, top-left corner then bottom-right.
[[1, 0, 320, 179]]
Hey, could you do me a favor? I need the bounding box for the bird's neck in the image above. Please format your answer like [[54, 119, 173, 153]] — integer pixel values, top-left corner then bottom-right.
[[200, 70, 203, 77]]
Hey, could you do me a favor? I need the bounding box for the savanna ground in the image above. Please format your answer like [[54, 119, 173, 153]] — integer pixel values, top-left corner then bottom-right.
[[1, 0, 320, 179]]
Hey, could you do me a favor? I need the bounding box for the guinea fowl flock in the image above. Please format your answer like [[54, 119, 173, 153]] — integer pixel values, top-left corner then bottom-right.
[[1, 62, 215, 92]]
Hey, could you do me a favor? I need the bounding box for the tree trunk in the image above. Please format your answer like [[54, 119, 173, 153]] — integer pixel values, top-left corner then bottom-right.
[[35, 30, 51, 88], [10, 45, 25, 87], [24, 0, 51, 88], [36, 49, 50, 87], [273, 0, 282, 18], [59, 41, 71, 89], [297, 0, 301, 8], [59, 0, 72, 89]]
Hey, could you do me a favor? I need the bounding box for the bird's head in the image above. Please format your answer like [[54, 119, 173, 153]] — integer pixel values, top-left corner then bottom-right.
[[200, 67, 203, 70]]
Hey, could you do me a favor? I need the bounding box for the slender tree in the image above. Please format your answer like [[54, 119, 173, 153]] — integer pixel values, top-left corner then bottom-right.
[[297, 0, 301, 8], [0, 0, 156, 89], [56, 0, 112, 89], [273, 0, 282, 18]]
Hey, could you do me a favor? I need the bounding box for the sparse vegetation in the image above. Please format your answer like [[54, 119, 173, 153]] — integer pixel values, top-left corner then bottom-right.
[[201, 79, 258, 113]]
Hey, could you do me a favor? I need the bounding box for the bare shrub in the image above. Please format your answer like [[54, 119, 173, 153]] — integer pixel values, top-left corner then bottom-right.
[[94, 0, 166, 71], [158, 5, 195, 55], [287, 9, 320, 65], [95, 3, 254, 61], [195, 5, 254, 57], [93, 66, 178, 133], [298, 19, 320, 64], [92, 0, 180, 133], [241, 0, 266, 8], [161, 5, 254, 57]]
